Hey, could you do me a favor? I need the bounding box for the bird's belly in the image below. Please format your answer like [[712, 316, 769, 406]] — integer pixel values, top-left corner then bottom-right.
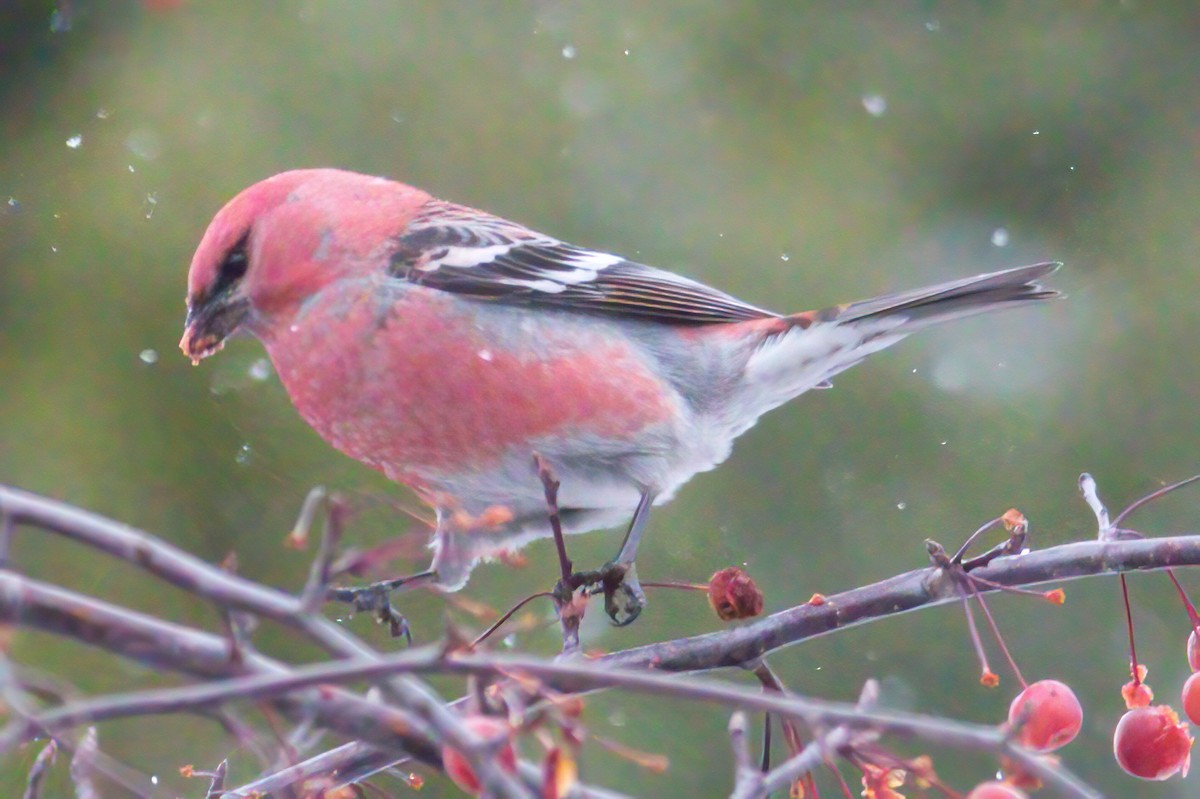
[[262, 286, 685, 509]]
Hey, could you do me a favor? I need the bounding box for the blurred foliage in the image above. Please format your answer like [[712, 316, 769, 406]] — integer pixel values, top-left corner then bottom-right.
[[2, 1, 1199, 796]]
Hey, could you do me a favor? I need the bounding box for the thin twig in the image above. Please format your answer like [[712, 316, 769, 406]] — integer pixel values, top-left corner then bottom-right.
[[21, 739, 57, 799]]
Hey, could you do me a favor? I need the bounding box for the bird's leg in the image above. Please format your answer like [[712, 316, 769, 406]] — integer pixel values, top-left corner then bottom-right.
[[597, 489, 656, 626], [531, 454, 655, 626]]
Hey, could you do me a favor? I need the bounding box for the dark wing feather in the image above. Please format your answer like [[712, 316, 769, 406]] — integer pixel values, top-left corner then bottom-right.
[[388, 202, 776, 325]]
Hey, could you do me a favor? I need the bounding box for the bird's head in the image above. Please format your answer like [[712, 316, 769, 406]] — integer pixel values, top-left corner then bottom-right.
[[180, 169, 430, 364]]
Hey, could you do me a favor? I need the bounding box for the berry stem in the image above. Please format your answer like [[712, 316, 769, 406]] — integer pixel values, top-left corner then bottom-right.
[[958, 591, 996, 685], [968, 580, 1027, 689], [470, 591, 555, 649], [640, 580, 709, 591], [1162, 567, 1200, 643], [1119, 573, 1142, 685], [1111, 474, 1200, 527], [951, 516, 1004, 564]]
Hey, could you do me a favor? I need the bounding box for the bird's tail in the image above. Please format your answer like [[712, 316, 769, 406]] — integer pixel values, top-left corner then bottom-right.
[[826, 261, 1062, 331], [739, 262, 1061, 419]]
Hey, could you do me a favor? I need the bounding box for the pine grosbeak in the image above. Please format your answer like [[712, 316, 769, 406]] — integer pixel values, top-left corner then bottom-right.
[[180, 169, 1058, 617]]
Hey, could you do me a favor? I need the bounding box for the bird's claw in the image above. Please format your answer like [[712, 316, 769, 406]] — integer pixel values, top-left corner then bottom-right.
[[600, 561, 645, 627], [551, 562, 646, 626], [326, 579, 414, 643]]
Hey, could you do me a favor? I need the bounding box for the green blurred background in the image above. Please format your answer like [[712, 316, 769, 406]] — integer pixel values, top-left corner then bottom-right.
[[2, 2, 1199, 796]]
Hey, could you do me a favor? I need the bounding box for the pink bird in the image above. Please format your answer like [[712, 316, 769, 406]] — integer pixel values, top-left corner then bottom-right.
[[180, 169, 1058, 622]]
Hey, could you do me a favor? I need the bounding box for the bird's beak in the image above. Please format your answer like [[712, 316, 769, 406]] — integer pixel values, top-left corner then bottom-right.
[[179, 293, 251, 365]]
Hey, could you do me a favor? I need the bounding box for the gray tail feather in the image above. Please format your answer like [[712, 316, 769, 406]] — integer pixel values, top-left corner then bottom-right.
[[838, 261, 1062, 327]]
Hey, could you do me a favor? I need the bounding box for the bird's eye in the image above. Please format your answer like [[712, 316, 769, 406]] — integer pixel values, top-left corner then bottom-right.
[[220, 247, 248, 282]]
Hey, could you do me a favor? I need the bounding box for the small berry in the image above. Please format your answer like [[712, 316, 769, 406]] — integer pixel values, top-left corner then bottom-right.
[[1007, 679, 1082, 751], [707, 567, 764, 620], [1182, 672, 1200, 726], [441, 715, 517, 795], [967, 782, 1028, 799], [1113, 705, 1193, 780]]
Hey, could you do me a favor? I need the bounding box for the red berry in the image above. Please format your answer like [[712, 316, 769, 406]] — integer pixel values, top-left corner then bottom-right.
[[1113, 705, 1193, 780], [441, 716, 517, 795], [1188, 629, 1200, 671], [966, 782, 1028, 799], [1007, 679, 1082, 751], [1182, 672, 1200, 726]]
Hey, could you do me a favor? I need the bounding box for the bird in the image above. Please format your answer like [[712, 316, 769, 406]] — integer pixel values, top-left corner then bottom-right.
[[180, 168, 1059, 622]]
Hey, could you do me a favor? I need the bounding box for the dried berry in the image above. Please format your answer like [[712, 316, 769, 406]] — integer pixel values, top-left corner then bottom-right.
[[707, 567, 764, 621]]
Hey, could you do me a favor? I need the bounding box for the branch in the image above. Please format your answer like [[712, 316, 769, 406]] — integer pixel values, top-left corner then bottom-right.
[[6, 644, 1099, 798], [0, 486, 534, 799], [600, 535, 1200, 672]]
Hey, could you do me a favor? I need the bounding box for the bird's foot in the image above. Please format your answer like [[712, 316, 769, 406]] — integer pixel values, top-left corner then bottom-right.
[[598, 561, 645, 626], [326, 573, 434, 642], [554, 561, 645, 626]]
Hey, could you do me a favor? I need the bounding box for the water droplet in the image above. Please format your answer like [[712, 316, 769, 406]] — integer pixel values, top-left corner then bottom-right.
[[125, 128, 162, 161], [235, 444, 252, 466], [289, 324, 300, 333], [150, 775, 158, 786], [127, 164, 136, 173], [896, 502, 907, 510], [502, 634, 517, 649], [49, 9, 71, 32], [780, 252, 790, 261], [940, 440, 947, 446], [861, 94, 887, 117], [991, 227, 1009, 247], [1032, 130, 1040, 136], [1069, 165, 1076, 171], [623, 48, 630, 56], [561, 44, 576, 59], [924, 19, 940, 31], [143, 192, 158, 219], [248, 358, 272, 381], [65, 134, 82, 149], [478, 349, 494, 362], [96, 108, 110, 120], [139, 349, 159, 365], [50, 245, 58, 253]]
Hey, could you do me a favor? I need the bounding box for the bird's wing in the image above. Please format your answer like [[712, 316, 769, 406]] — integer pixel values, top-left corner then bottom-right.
[[387, 201, 776, 324]]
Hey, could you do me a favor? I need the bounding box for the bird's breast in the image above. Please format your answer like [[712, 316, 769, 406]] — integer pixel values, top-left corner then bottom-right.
[[260, 282, 683, 502]]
